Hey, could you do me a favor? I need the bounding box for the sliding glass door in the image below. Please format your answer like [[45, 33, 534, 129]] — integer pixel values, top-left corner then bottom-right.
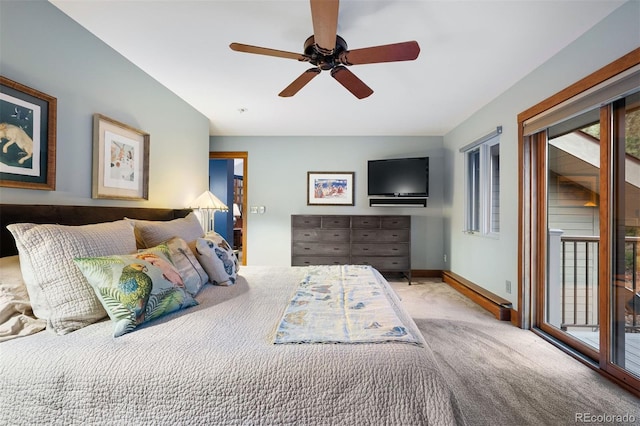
[[610, 93, 640, 378], [544, 108, 602, 359], [538, 93, 640, 386], [519, 50, 639, 393]]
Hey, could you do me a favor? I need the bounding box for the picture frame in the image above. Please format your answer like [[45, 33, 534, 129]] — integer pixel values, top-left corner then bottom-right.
[[307, 171, 355, 206], [557, 175, 598, 207], [92, 113, 149, 200], [0, 76, 57, 190]]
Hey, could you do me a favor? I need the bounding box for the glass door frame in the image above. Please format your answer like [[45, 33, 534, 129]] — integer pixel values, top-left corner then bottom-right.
[[534, 129, 601, 362], [518, 48, 640, 396]]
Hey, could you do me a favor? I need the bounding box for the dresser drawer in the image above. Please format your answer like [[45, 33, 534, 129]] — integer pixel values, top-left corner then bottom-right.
[[351, 256, 410, 271], [351, 216, 380, 228], [292, 215, 322, 228], [290, 215, 411, 280], [292, 242, 350, 256], [321, 216, 351, 228], [351, 243, 409, 257], [292, 256, 349, 266], [381, 216, 410, 229], [351, 229, 410, 243], [292, 228, 350, 242]]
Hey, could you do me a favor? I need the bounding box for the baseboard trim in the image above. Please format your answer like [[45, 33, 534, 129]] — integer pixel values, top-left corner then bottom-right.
[[510, 308, 521, 328], [442, 271, 512, 321], [411, 269, 443, 278]]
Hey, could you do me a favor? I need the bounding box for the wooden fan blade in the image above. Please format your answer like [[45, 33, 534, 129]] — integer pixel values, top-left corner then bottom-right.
[[230, 43, 309, 61], [338, 41, 420, 65], [279, 68, 321, 97], [310, 0, 339, 54], [330, 66, 373, 99]]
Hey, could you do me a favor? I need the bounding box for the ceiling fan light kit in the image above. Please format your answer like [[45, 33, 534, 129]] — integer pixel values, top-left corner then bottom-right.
[[229, 0, 420, 99]]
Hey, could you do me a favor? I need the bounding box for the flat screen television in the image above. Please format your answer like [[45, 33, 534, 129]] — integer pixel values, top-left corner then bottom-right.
[[368, 157, 429, 197]]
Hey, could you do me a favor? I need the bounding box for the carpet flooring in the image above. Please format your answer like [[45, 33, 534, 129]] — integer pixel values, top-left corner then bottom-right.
[[388, 278, 640, 426]]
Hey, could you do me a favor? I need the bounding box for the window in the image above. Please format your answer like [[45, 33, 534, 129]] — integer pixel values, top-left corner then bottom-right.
[[466, 147, 481, 232], [462, 127, 501, 236], [489, 143, 500, 234]]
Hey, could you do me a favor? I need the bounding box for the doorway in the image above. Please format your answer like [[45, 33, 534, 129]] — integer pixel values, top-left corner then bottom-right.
[[519, 50, 640, 394], [543, 107, 602, 359], [210, 151, 248, 266]]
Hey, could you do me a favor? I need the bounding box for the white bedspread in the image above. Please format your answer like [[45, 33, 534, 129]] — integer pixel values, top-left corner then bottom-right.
[[0, 266, 463, 425]]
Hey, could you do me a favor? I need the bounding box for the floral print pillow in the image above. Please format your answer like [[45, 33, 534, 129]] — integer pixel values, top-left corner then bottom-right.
[[144, 237, 209, 297], [74, 243, 198, 337]]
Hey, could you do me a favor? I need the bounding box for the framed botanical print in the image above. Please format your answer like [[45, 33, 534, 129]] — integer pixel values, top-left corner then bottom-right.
[[92, 113, 149, 200], [0, 76, 57, 190], [307, 171, 355, 206]]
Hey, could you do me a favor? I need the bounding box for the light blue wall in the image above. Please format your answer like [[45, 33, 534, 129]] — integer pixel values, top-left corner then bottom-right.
[[209, 136, 445, 268], [0, 0, 210, 208], [442, 0, 640, 305]]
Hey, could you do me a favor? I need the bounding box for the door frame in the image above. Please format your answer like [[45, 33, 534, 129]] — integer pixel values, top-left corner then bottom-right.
[[518, 48, 640, 396], [210, 151, 248, 266]]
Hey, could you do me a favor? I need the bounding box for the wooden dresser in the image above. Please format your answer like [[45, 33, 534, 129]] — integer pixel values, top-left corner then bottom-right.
[[291, 215, 411, 283]]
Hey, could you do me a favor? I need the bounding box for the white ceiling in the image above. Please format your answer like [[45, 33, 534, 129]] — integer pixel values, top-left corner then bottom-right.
[[49, 0, 625, 137]]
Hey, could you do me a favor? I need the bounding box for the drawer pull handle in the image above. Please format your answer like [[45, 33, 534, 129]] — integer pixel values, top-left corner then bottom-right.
[[333, 234, 340, 236], [392, 234, 398, 237], [392, 262, 398, 265], [304, 233, 311, 236], [363, 248, 369, 251], [304, 248, 310, 250], [392, 248, 398, 251], [363, 234, 369, 237], [333, 248, 340, 251]]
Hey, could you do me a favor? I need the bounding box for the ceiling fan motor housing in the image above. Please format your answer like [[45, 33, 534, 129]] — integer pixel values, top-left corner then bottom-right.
[[304, 35, 348, 70]]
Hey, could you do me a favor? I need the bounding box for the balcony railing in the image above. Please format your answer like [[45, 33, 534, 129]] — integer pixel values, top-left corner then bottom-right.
[[548, 231, 639, 332]]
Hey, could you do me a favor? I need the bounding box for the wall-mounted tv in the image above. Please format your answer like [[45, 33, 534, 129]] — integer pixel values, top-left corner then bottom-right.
[[368, 157, 429, 197]]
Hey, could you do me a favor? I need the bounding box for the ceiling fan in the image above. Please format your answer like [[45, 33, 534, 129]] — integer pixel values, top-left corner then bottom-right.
[[229, 0, 420, 99]]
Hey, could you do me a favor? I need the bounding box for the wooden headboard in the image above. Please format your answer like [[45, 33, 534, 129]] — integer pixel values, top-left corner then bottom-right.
[[0, 204, 192, 257]]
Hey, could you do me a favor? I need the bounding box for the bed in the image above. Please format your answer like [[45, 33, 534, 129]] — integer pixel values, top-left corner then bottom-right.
[[0, 204, 463, 425]]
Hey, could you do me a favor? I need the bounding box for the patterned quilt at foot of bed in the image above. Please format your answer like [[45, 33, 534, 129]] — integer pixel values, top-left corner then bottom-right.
[[274, 264, 421, 345]]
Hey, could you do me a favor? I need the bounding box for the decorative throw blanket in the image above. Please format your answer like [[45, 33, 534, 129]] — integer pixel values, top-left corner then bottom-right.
[[274, 265, 421, 344]]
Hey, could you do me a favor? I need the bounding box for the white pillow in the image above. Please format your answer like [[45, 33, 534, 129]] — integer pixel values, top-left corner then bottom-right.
[[7, 220, 137, 334], [127, 212, 204, 249], [194, 232, 239, 286]]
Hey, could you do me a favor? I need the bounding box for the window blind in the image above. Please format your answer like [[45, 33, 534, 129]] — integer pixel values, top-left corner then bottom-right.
[[522, 64, 640, 136], [459, 126, 502, 153]]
